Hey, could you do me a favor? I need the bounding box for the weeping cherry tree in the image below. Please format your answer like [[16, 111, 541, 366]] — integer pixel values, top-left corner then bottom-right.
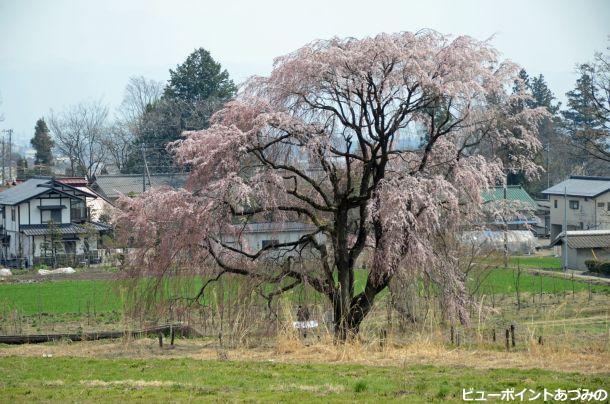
[[116, 31, 545, 340]]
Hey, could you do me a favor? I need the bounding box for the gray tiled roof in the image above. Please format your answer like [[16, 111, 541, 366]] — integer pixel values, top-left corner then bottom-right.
[[0, 177, 97, 206], [238, 222, 317, 233], [20, 222, 111, 236], [93, 173, 188, 200], [542, 176, 610, 198], [551, 230, 610, 249], [0, 178, 56, 205]]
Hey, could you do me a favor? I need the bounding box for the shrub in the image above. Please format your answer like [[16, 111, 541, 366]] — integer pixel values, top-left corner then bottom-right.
[[584, 260, 610, 275], [436, 383, 451, 399], [353, 380, 368, 393]]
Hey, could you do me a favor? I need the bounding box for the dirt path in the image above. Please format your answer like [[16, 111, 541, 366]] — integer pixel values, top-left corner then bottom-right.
[[523, 268, 610, 285]]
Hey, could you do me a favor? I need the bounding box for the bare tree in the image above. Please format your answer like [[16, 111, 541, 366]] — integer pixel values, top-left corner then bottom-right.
[[103, 121, 133, 173], [101, 77, 164, 173], [49, 100, 109, 180], [119, 76, 164, 124]]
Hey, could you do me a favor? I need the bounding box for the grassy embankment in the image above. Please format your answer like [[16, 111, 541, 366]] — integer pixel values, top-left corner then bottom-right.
[[0, 356, 607, 402]]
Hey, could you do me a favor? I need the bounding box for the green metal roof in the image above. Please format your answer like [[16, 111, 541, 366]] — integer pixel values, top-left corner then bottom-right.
[[482, 185, 537, 209]]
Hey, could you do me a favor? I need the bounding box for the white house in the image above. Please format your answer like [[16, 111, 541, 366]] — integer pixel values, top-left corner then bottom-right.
[[222, 221, 322, 260], [542, 176, 610, 241], [0, 177, 111, 267]]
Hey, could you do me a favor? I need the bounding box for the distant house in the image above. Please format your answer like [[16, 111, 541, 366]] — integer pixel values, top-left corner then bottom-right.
[[482, 185, 540, 231], [91, 173, 188, 202], [550, 230, 610, 271], [222, 221, 321, 259], [55, 177, 113, 222], [542, 176, 610, 241], [0, 177, 111, 267]]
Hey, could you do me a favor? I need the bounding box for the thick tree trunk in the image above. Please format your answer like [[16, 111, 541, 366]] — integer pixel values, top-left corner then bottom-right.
[[331, 287, 379, 342], [330, 269, 390, 342]]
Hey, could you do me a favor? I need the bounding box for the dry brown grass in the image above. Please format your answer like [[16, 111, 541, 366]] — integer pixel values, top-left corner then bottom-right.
[[1, 330, 608, 375]]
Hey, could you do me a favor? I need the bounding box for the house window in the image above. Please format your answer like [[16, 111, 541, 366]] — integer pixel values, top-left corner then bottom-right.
[[569, 200, 579, 210], [599, 202, 605, 208], [42, 209, 62, 223], [262, 239, 279, 249], [11, 207, 15, 221], [70, 200, 87, 222], [52, 209, 62, 222], [580, 222, 584, 229], [553, 199, 558, 209], [607, 202, 610, 212], [64, 240, 76, 255]]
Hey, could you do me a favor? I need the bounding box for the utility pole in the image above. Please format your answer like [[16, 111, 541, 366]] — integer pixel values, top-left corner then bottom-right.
[[563, 186, 568, 272], [141, 143, 151, 192], [1, 136, 4, 185], [7, 129, 12, 182], [546, 138, 550, 189], [503, 183, 509, 268]]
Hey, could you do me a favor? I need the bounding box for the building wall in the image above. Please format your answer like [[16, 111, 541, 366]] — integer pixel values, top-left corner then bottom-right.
[[21, 197, 71, 225], [222, 228, 323, 259], [31, 234, 98, 257], [4, 204, 21, 259], [594, 192, 610, 230], [549, 193, 610, 240], [565, 246, 610, 270]]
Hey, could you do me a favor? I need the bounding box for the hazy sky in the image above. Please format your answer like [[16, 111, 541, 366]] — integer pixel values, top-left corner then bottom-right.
[[1, 0, 609, 146]]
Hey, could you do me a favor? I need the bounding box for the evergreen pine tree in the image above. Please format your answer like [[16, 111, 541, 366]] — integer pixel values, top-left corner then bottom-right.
[[562, 67, 604, 129], [562, 65, 610, 169], [31, 118, 54, 166], [164, 48, 236, 102], [530, 75, 560, 115]]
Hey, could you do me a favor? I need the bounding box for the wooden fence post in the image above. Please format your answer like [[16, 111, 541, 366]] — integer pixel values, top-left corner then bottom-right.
[[510, 324, 516, 348], [379, 329, 387, 348], [505, 329, 510, 352], [158, 333, 163, 348]]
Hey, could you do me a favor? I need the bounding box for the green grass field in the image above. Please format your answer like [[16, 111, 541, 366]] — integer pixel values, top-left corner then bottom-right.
[[0, 356, 606, 402], [0, 280, 121, 316], [474, 268, 610, 295], [0, 266, 608, 317], [505, 256, 562, 269]]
